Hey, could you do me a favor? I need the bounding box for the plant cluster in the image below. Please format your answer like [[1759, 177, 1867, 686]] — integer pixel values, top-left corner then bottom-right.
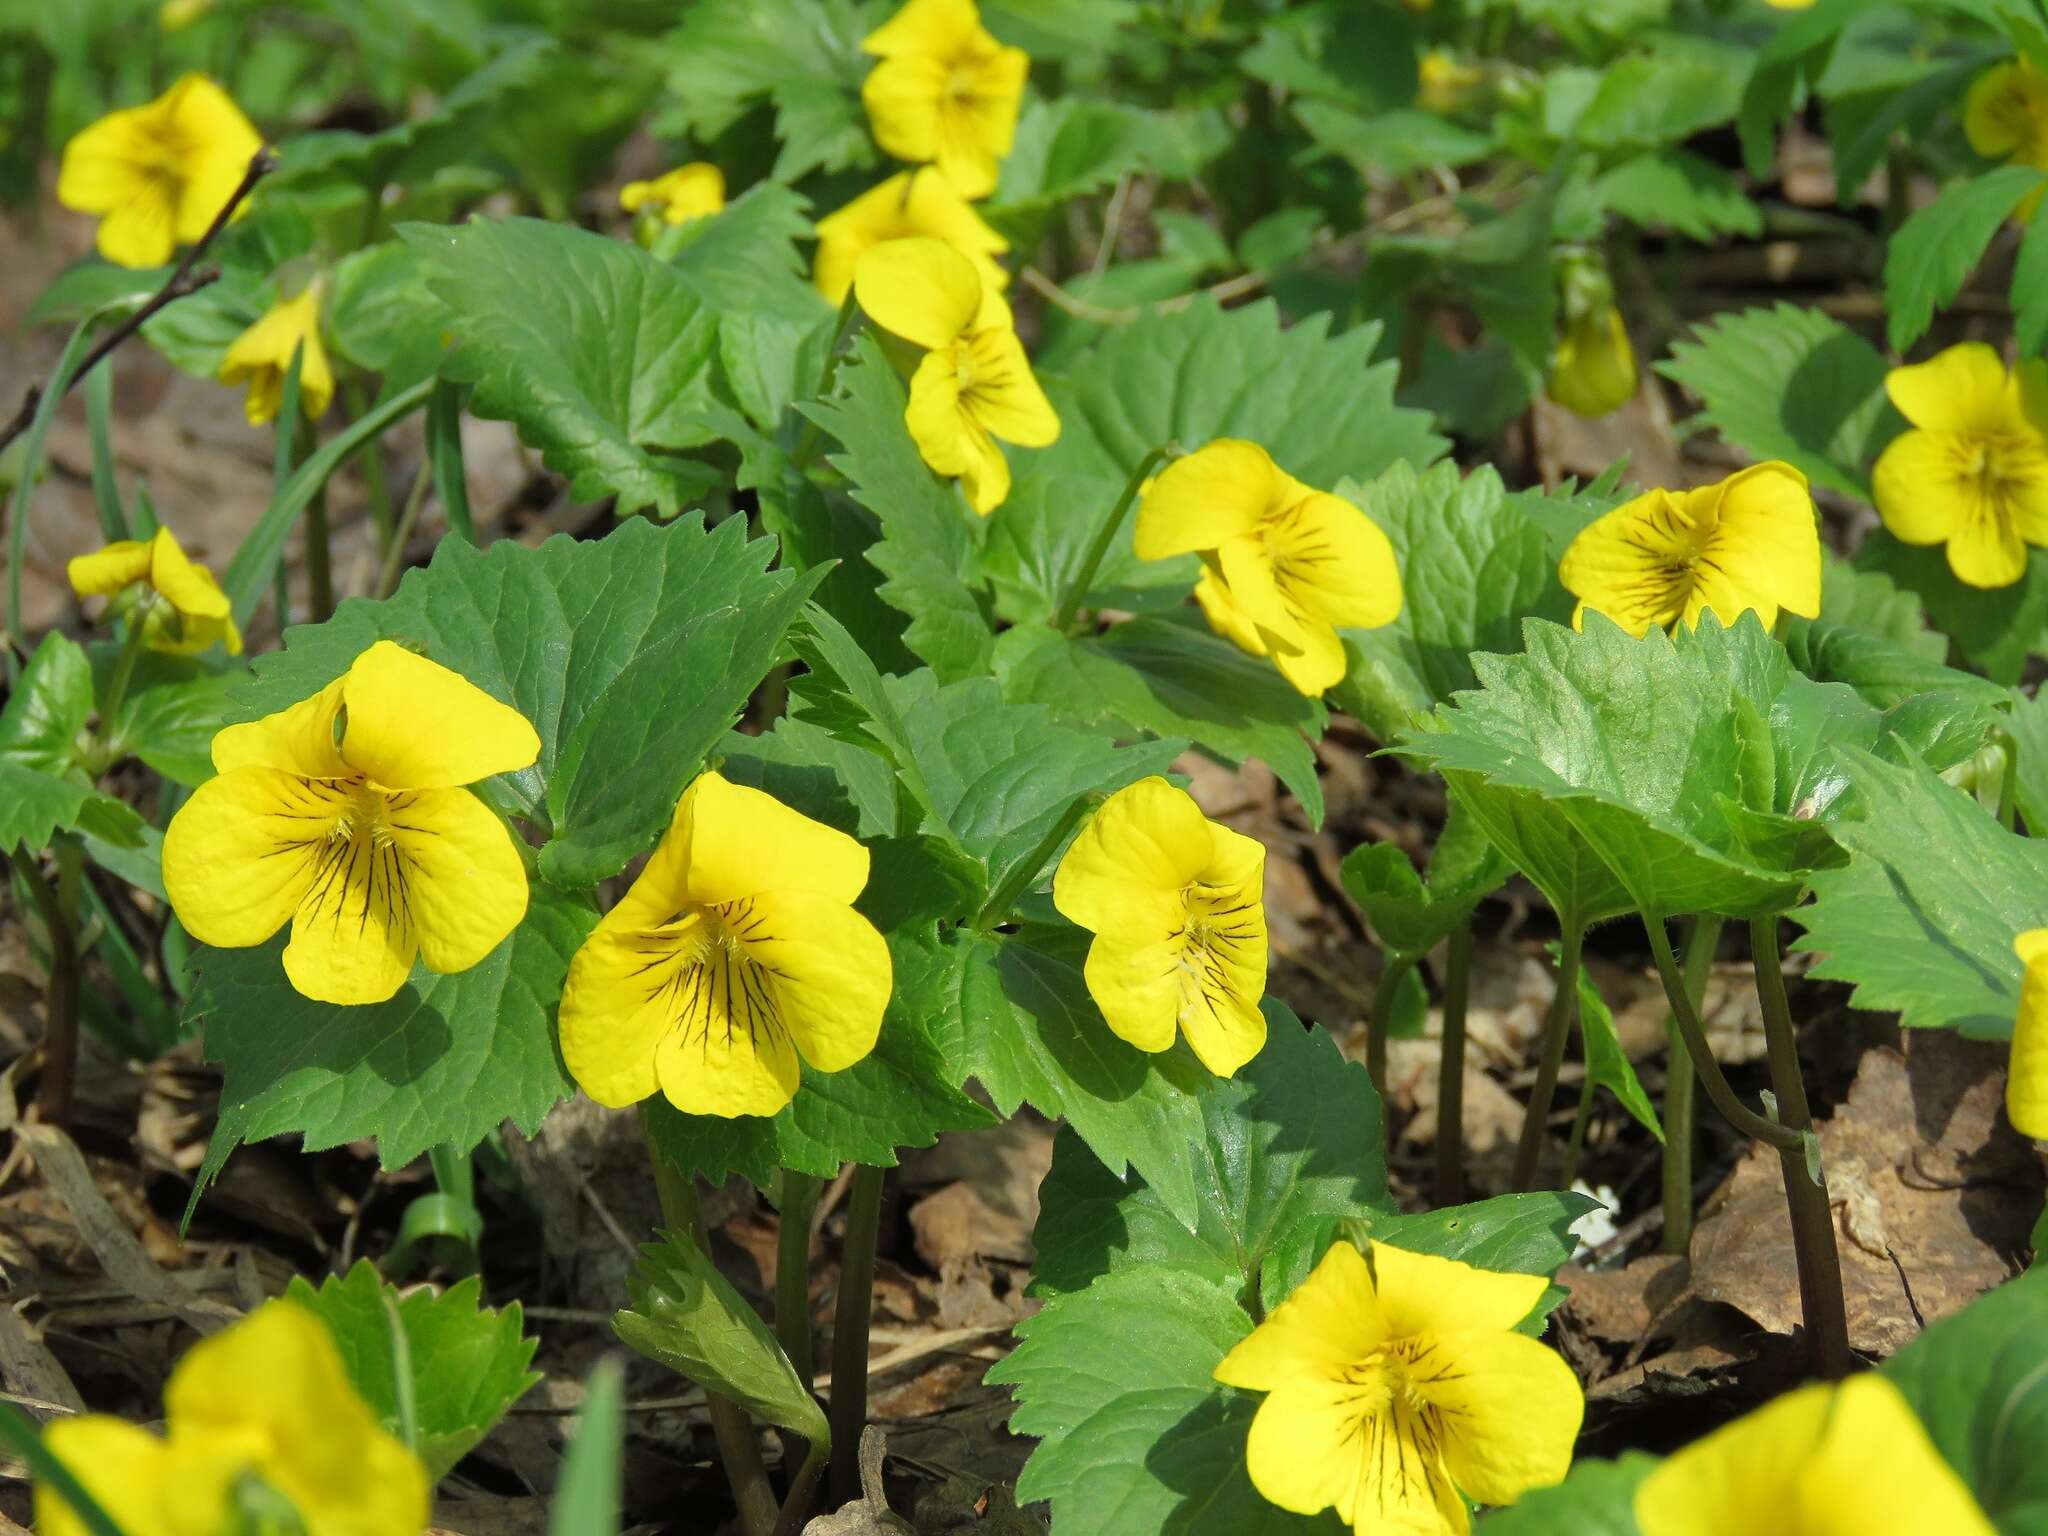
[[3, 0, 2048, 1532]]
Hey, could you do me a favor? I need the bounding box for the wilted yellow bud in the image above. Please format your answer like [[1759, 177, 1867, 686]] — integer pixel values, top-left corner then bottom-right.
[[1547, 305, 1637, 419]]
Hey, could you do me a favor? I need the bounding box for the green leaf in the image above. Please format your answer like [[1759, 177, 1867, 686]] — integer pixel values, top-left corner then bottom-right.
[[1784, 560, 2008, 712], [223, 516, 818, 888], [614, 1228, 830, 1446], [326, 241, 445, 380], [1881, 1265, 2048, 1530], [658, 182, 828, 329], [1736, 0, 1891, 177], [1340, 804, 1511, 959], [993, 615, 1328, 827], [1335, 460, 1574, 743], [549, 1361, 623, 1536], [1657, 304, 1902, 501], [0, 633, 142, 852], [986, 298, 1444, 624], [284, 1260, 540, 1480], [655, 0, 876, 180], [2005, 689, 2048, 836], [2018, 193, 2048, 358], [1240, 4, 1418, 110], [139, 267, 269, 379], [985, 1268, 1307, 1533], [1793, 750, 2048, 1038], [803, 338, 994, 680], [991, 98, 1228, 228], [1472, 1455, 1654, 1533], [1294, 102, 1496, 178], [1574, 965, 1661, 1141], [1567, 42, 1751, 149], [1593, 150, 1763, 241], [1341, 1190, 1599, 1284], [1885, 165, 2048, 352], [28, 259, 174, 327], [1856, 532, 2048, 685], [93, 650, 243, 788], [643, 925, 996, 1186], [955, 925, 1213, 1228], [1030, 1009, 1387, 1306], [189, 883, 596, 1193], [399, 217, 729, 517], [1402, 615, 1844, 919]]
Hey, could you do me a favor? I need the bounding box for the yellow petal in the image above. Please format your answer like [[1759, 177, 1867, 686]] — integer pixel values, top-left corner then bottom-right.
[[854, 236, 984, 350], [145, 525, 232, 621], [210, 676, 351, 778], [1885, 342, 2015, 434], [558, 921, 672, 1108], [1214, 1241, 1387, 1392], [1080, 931, 1189, 1054], [737, 888, 892, 1071], [1872, 429, 1967, 547], [1176, 979, 1267, 1077], [1134, 439, 1280, 560], [166, 1300, 431, 1536], [160, 74, 263, 244], [67, 539, 154, 599], [1052, 776, 1220, 933], [1558, 488, 1696, 637], [952, 409, 1013, 513], [1421, 1328, 1584, 1506], [1266, 620, 1349, 698], [862, 53, 951, 167], [655, 771, 872, 910], [282, 825, 419, 1005], [962, 324, 1060, 446], [621, 162, 725, 224], [1965, 59, 2043, 159], [37, 1416, 176, 1536], [1635, 1375, 1992, 1536], [654, 975, 804, 1117], [1270, 489, 1403, 631], [1945, 497, 2031, 589], [162, 768, 345, 948], [812, 168, 1009, 306], [1216, 534, 1314, 656], [1690, 461, 1822, 627], [904, 345, 976, 482], [863, 0, 991, 57], [219, 289, 335, 425], [340, 640, 540, 789], [2010, 928, 2048, 1137], [1193, 568, 1270, 658], [385, 786, 529, 975], [1369, 1240, 1551, 1339], [1546, 305, 1637, 419]]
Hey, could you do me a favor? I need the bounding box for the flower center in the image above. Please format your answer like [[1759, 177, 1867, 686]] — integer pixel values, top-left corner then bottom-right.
[[328, 783, 396, 852], [1955, 432, 2038, 511], [945, 61, 984, 110], [643, 899, 787, 1051], [1173, 882, 1259, 1014]]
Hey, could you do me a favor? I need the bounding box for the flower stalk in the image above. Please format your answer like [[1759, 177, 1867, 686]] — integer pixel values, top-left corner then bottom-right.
[[1434, 921, 1473, 1206], [1750, 914, 1853, 1379], [1050, 444, 1174, 631], [1365, 950, 1418, 1100], [1660, 914, 1722, 1255], [13, 847, 81, 1127], [828, 1162, 885, 1507], [774, 1170, 822, 1385], [648, 1144, 780, 1536], [1510, 921, 1584, 1192]]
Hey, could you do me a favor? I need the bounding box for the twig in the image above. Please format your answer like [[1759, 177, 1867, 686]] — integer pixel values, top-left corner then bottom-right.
[[0, 147, 277, 456]]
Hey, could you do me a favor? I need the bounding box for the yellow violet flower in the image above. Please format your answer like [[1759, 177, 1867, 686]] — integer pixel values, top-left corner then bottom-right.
[[852, 235, 1058, 514], [814, 167, 1010, 306], [1215, 1240, 1583, 1535], [57, 73, 262, 269], [1546, 304, 1638, 419], [1418, 50, 1484, 114], [1634, 1373, 1991, 1536], [860, 0, 1027, 199], [162, 641, 539, 1006], [620, 161, 725, 226], [1873, 342, 2048, 588], [558, 770, 892, 1119], [159, 0, 218, 27], [1134, 439, 1403, 697], [2009, 929, 2048, 1138], [1051, 775, 1269, 1076], [219, 286, 335, 425], [37, 1299, 430, 1536], [68, 524, 242, 657], [1965, 56, 2048, 220], [1765, 0, 1815, 7], [1559, 461, 1822, 636]]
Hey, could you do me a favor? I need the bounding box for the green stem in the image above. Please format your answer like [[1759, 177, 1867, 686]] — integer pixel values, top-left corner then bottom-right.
[[1750, 915, 1853, 1380], [1560, 1070, 1594, 1191], [1997, 732, 2019, 832], [92, 616, 150, 768], [1643, 917, 1800, 1151], [790, 287, 863, 469], [1660, 914, 1723, 1255], [345, 377, 396, 558], [304, 481, 333, 623], [828, 1163, 885, 1507], [972, 795, 1093, 933], [374, 461, 433, 599], [771, 1442, 830, 1536], [774, 1171, 821, 1385], [1050, 444, 1175, 631], [1435, 922, 1473, 1207], [426, 380, 476, 545], [15, 847, 80, 1128], [1365, 951, 1418, 1101], [1510, 921, 1584, 1192], [648, 1146, 779, 1536]]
